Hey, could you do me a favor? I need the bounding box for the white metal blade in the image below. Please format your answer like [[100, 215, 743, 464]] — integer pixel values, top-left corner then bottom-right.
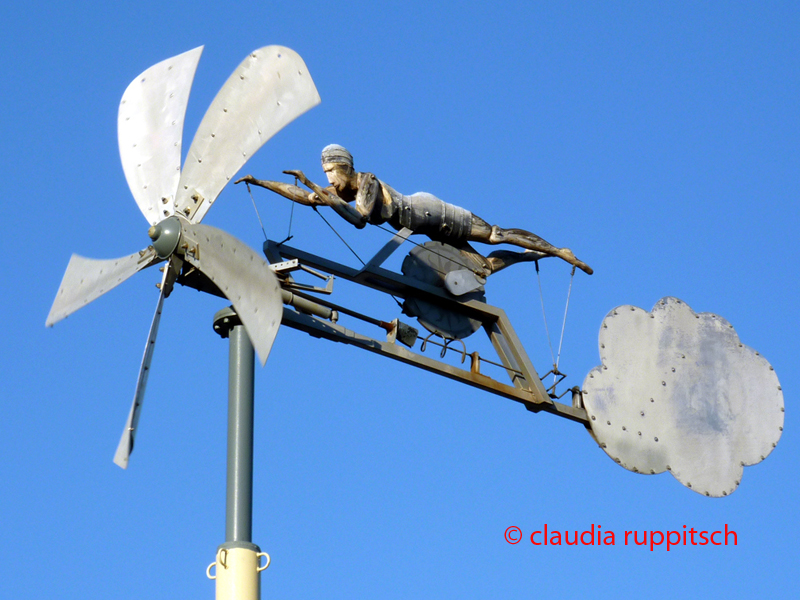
[[175, 46, 321, 223], [113, 266, 169, 469], [180, 222, 282, 365], [46, 248, 161, 327], [118, 46, 204, 225]]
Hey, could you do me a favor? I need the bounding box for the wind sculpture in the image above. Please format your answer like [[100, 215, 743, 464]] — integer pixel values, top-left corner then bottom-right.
[[46, 44, 783, 600]]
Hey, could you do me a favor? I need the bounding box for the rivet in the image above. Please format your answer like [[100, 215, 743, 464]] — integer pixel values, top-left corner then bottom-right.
[[687, 482, 692, 488], [666, 465, 671, 471], [671, 367, 676, 372], [650, 469, 655, 474], [662, 381, 666, 386], [638, 431, 642, 436], [779, 426, 783, 431], [640, 411, 645, 416], [778, 386, 782, 391], [622, 426, 626, 431], [722, 491, 727, 496], [654, 437, 658, 442], [591, 415, 596, 420], [650, 398, 654, 403], [607, 420, 611, 425], [601, 443, 607, 448], [705, 492, 710, 496]]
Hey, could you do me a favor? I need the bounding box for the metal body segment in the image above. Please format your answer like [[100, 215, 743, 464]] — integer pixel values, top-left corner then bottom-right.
[[118, 47, 204, 225], [175, 46, 321, 222], [46, 248, 161, 326]]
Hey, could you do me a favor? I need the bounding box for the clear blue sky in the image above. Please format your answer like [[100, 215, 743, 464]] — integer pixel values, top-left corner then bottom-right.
[[2, 2, 798, 598]]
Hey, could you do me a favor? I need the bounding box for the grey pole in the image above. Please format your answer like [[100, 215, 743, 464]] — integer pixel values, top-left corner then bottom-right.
[[213, 307, 258, 548]]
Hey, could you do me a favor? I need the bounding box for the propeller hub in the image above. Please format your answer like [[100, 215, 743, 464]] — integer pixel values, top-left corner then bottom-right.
[[148, 216, 182, 259]]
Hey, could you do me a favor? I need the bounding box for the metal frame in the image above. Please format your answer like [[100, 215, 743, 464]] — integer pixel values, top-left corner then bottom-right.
[[263, 239, 590, 427]]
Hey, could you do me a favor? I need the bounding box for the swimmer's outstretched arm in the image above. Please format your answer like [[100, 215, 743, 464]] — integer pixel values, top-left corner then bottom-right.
[[235, 175, 318, 205]]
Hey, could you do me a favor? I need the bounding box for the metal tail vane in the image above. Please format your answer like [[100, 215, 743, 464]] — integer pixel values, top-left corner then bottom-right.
[[45, 46, 321, 469]]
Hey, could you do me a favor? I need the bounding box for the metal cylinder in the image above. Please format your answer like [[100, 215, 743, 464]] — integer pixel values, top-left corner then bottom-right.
[[227, 324, 255, 543]]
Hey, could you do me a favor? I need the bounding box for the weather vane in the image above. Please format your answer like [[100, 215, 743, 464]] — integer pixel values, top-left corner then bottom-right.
[[46, 45, 784, 600]]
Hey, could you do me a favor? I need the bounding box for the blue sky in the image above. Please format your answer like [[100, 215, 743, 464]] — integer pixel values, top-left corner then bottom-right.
[[2, 2, 798, 598]]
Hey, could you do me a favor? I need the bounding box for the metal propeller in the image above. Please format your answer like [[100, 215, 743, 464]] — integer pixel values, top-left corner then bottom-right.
[[46, 45, 321, 468]]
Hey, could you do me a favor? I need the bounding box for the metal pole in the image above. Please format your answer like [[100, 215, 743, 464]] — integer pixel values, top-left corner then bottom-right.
[[209, 307, 269, 600], [227, 322, 255, 543]]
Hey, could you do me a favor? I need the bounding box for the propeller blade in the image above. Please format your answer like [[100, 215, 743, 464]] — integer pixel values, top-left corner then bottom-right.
[[46, 248, 161, 327], [180, 222, 282, 365], [113, 265, 170, 469], [174, 46, 321, 223], [118, 46, 204, 225]]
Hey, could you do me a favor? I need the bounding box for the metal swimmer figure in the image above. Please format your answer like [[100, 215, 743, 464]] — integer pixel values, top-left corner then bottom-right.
[[236, 145, 593, 276]]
